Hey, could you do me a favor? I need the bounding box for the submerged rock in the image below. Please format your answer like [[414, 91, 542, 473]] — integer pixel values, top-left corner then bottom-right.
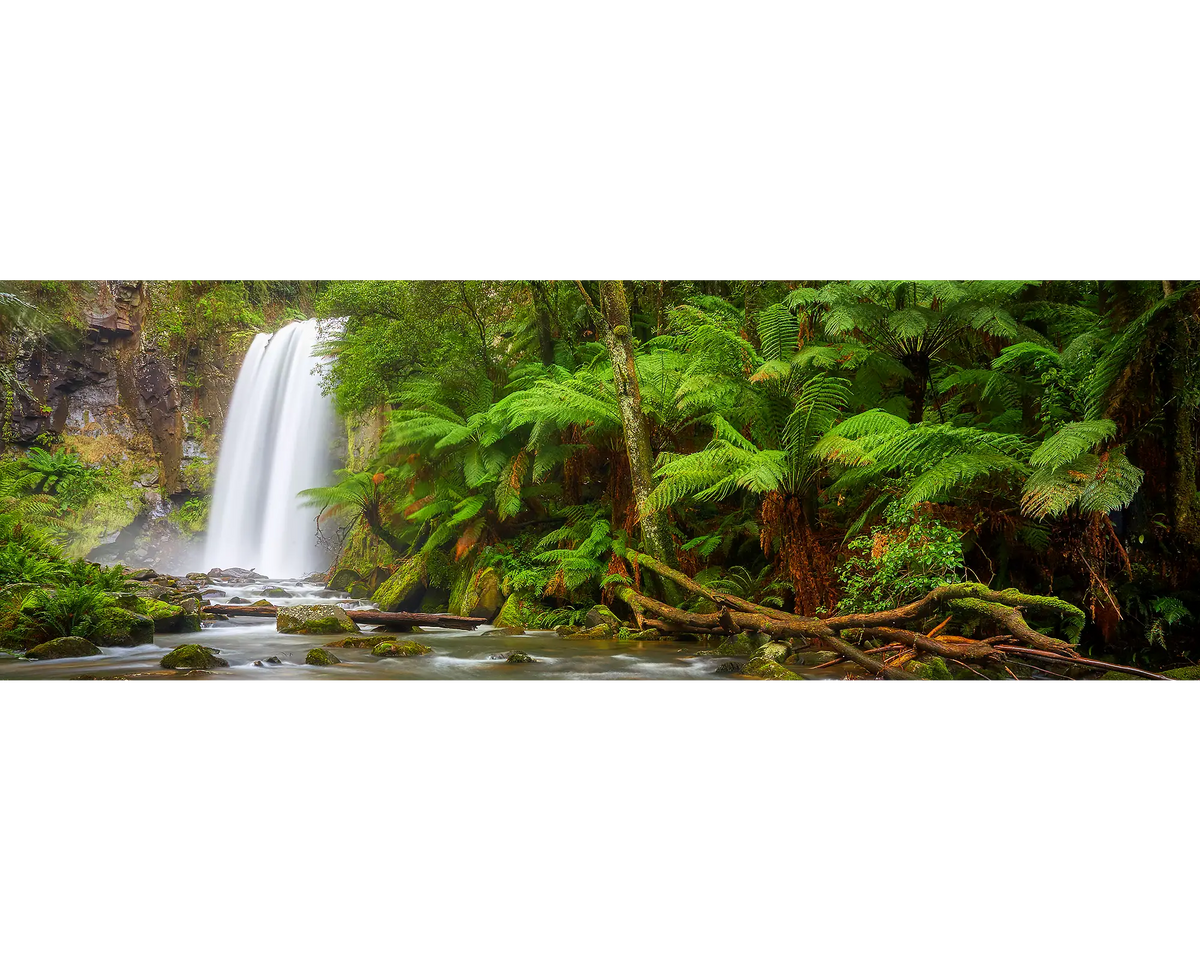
[[305, 648, 341, 666], [324, 636, 380, 648], [161, 644, 229, 670], [26, 636, 103, 660], [276, 604, 359, 635], [253, 656, 283, 667], [373, 639, 433, 658], [491, 650, 536, 664]]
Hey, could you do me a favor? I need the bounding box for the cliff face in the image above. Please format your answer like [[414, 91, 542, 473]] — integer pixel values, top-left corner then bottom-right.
[[3, 281, 248, 568]]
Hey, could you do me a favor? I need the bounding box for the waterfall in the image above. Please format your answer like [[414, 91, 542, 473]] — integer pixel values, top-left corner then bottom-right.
[[203, 319, 337, 577]]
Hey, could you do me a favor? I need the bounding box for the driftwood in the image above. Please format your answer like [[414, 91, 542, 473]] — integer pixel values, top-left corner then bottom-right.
[[612, 547, 1171, 681], [200, 604, 486, 630]]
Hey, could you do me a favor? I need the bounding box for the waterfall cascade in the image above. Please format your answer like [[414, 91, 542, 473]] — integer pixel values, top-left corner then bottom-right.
[[203, 319, 337, 577]]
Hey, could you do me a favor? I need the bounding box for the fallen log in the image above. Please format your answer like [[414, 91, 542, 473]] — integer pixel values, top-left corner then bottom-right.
[[200, 604, 487, 630], [992, 645, 1174, 680]]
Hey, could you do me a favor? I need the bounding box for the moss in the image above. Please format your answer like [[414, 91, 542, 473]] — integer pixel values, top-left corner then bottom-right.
[[584, 604, 622, 629], [26, 636, 103, 659], [373, 639, 433, 658], [909, 656, 954, 680], [1164, 665, 1200, 680], [755, 641, 791, 663], [741, 657, 801, 680], [276, 604, 358, 635], [371, 557, 426, 612], [328, 568, 362, 592], [324, 636, 380, 649], [305, 648, 341, 666], [491, 650, 536, 663], [420, 588, 450, 613], [459, 566, 503, 619], [161, 644, 228, 669], [93, 607, 155, 646], [132, 596, 200, 632], [493, 594, 549, 633], [714, 633, 760, 657]]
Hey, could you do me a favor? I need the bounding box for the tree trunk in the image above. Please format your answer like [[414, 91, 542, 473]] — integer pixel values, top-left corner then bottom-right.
[[531, 281, 556, 367], [592, 281, 677, 571], [1163, 282, 1199, 544]]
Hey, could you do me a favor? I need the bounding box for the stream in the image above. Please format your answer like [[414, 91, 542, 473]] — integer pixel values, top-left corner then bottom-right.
[[0, 578, 771, 681]]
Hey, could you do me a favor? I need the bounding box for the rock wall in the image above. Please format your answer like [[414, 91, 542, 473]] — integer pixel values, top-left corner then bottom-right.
[[2, 281, 248, 568]]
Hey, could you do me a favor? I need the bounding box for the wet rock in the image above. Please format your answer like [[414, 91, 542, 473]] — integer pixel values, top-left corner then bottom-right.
[[347, 582, 373, 600], [373, 639, 433, 658], [305, 648, 341, 666], [128, 568, 158, 581], [714, 633, 763, 657], [755, 641, 791, 664], [26, 636, 104, 659], [792, 650, 843, 667], [251, 599, 274, 607], [276, 604, 359, 635], [161, 644, 228, 669], [133, 582, 174, 600], [227, 596, 250, 605], [492, 594, 549, 634], [713, 659, 743, 674], [490, 650, 536, 664], [324, 636, 380, 648], [253, 656, 283, 667], [463, 567, 503, 620], [134, 597, 201, 633], [263, 587, 293, 599]]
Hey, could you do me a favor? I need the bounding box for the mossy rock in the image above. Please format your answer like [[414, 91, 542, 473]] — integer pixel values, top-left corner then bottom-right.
[[324, 636, 381, 649], [460, 566, 503, 620], [493, 594, 550, 633], [93, 607, 155, 647], [26, 636, 103, 660], [305, 648, 341, 666], [263, 587, 293, 599], [490, 650, 536, 664], [1164, 665, 1200, 680], [755, 641, 791, 664], [372, 557, 427, 613], [584, 604, 622, 629], [276, 604, 359, 635], [714, 633, 762, 657], [571, 624, 614, 641], [134, 597, 201, 633], [347, 581, 373, 600], [908, 656, 954, 680], [615, 627, 666, 642], [741, 657, 801, 680], [792, 650, 842, 667], [373, 639, 433, 658], [328, 568, 362, 592], [251, 599, 274, 607], [161, 644, 228, 670]]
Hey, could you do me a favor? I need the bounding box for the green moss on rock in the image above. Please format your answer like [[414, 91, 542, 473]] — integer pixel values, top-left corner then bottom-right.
[[26, 636, 103, 659], [909, 656, 954, 680], [276, 604, 359, 635], [1164, 665, 1200, 680], [161, 644, 228, 669], [584, 604, 622, 629], [493, 594, 549, 633], [324, 636, 380, 648], [93, 607, 155, 646], [373, 639, 433, 658], [458, 566, 503, 620], [490, 650, 536, 663], [372, 557, 427, 612], [741, 657, 801, 680], [305, 648, 341, 666], [134, 597, 201, 633], [714, 633, 761, 657]]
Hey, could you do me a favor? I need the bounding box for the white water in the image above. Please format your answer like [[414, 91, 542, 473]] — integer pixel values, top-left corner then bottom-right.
[[203, 320, 337, 577]]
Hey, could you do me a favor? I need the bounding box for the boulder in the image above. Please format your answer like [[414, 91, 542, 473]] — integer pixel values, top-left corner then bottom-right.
[[276, 604, 359, 635], [133, 582, 174, 600], [134, 597, 201, 633], [371, 558, 426, 613], [253, 656, 283, 666], [462, 567, 503, 620], [373, 639, 433, 658], [741, 657, 801, 680], [324, 636, 381, 649], [714, 633, 764, 657], [328, 568, 361, 592], [584, 604, 622, 629], [263, 587, 293, 599], [251, 599, 274, 607], [127, 568, 158, 581], [492, 594, 549, 634], [491, 650, 536, 664], [26, 636, 103, 660], [305, 648, 341, 666], [161, 644, 228, 669], [93, 608, 155, 646], [755, 641, 791, 664]]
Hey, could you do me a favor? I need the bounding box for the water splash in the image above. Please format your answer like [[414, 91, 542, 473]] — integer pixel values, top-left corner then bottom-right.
[[203, 319, 337, 577]]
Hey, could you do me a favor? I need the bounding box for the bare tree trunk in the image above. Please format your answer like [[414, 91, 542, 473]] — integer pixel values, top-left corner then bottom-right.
[[531, 281, 556, 367]]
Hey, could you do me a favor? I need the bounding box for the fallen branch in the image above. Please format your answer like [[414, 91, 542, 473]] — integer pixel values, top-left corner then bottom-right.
[[993, 645, 1173, 681]]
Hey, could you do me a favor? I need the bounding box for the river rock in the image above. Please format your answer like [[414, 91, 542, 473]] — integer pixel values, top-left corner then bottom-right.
[[93, 608, 155, 646], [741, 657, 801, 680], [373, 639, 433, 658], [161, 644, 229, 669], [263, 587, 293, 598], [490, 650, 536, 664], [305, 648, 341, 666], [324, 636, 380, 648], [276, 604, 359, 635], [134, 597, 201, 633], [714, 633, 764, 657], [26, 636, 104, 659], [460, 566, 503, 620]]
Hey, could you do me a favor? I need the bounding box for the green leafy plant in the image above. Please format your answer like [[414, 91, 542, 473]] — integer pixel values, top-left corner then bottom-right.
[[837, 502, 966, 613], [20, 583, 114, 641]]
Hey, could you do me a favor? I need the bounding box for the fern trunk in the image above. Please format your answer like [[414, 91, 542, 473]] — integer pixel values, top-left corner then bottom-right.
[[1164, 281, 1200, 545], [596, 281, 677, 573]]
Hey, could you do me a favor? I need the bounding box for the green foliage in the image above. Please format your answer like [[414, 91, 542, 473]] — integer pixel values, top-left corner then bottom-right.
[[173, 498, 210, 538], [20, 583, 115, 641], [837, 503, 966, 613]]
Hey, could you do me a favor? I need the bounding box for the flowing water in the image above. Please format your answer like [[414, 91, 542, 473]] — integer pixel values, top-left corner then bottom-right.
[[0, 579, 746, 681], [203, 319, 337, 578]]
